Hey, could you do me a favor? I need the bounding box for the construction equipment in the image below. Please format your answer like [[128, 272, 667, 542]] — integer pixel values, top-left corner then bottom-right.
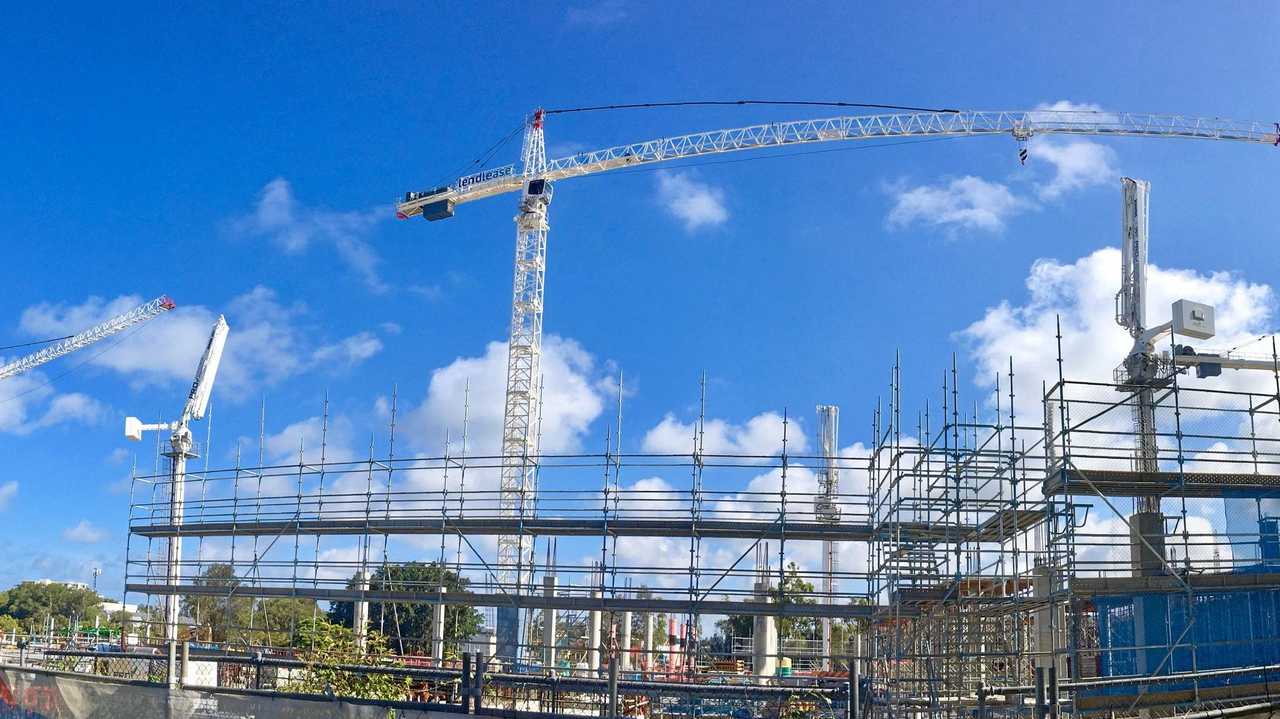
[[0, 295, 176, 381], [1112, 178, 1220, 515], [398, 107, 1278, 660], [123, 314, 229, 686]]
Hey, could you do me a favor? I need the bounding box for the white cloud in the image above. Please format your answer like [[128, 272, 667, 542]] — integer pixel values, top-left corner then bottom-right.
[[0, 481, 15, 511], [228, 178, 389, 292], [63, 520, 106, 544], [0, 368, 104, 436], [655, 171, 728, 232], [960, 247, 1274, 422], [262, 414, 357, 466], [1029, 100, 1112, 121], [406, 335, 607, 458], [1030, 137, 1117, 200], [887, 176, 1027, 234], [887, 100, 1117, 233], [33, 393, 106, 429], [0, 372, 53, 433], [642, 411, 808, 457], [16, 287, 383, 402], [312, 331, 383, 368]]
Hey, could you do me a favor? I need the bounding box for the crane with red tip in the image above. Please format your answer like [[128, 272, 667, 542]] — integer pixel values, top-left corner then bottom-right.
[[0, 295, 177, 382]]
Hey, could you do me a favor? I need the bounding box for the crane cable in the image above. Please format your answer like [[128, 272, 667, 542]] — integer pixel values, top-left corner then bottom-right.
[[0, 334, 73, 352], [0, 321, 156, 404], [544, 99, 962, 115]]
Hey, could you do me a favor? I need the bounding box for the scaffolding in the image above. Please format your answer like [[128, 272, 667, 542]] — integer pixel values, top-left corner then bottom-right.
[[123, 404, 878, 676], [112, 339, 1280, 718], [866, 356, 1070, 714]]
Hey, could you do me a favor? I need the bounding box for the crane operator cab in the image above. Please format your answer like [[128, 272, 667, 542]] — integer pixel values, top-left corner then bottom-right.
[[521, 178, 552, 213]]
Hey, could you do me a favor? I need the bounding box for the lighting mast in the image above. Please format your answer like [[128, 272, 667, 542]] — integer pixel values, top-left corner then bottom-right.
[[124, 315, 229, 684]]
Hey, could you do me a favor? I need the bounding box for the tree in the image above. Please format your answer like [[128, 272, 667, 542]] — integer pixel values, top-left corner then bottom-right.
[[329, 562, 482, 657], [182, 564, 251, 644], [257, 597, 318, 648], [180, 564, 318, 647], [0, 581, 106, 634], [284, 617, 409, 700], [0, 614, 19, 637], [715, 562, 817, 643]]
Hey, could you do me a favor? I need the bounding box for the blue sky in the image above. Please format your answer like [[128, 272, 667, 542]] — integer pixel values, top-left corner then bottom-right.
[[0, 2, 1277, 600]]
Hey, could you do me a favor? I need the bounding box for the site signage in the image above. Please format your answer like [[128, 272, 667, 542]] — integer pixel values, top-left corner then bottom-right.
[[457, 164, 516, 190]]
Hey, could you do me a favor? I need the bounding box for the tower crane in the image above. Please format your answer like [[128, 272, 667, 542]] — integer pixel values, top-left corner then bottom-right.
[[398, 106, 1278, 660], [123, 314, 229, 684], [0, 295, 176, 382]]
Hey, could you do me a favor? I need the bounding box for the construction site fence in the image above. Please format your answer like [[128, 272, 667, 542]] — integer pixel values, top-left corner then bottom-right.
[[13, 647, 856, 719]]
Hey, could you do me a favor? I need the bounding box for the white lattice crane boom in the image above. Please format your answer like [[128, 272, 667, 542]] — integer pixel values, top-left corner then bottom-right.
[[398, 110, 1278, 219], [397, 106, 1277, 660], [0, 295, 176, 382]]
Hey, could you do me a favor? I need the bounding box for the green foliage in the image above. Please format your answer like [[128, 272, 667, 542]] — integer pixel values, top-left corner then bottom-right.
[[329, 562, 482, 657], [182, 564, 317, 646], [183, 563, 250, 643], [0, 614, 19, 636], [716, 562, 818, 641], [284, 616, 409, 701], [0, 581, 106, 632]]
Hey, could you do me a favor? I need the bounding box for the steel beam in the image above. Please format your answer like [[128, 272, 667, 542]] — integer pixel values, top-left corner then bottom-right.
[[126, 583, 900, 619], [127, 516, 882, 541]]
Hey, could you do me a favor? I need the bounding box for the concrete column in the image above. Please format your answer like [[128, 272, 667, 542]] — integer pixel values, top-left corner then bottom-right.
[[619, 611, 633, 671], [752, 581, 778, 682], [352, 570, 370, 653], [589, 590, 602, 673], [1032, 565, 1068, 679], [668, 617, 677, 674], [1129, 510, 1169, 677], [542, 576, 557, 669], [643, 613, 654, 675], [431, 587, 446, 662]]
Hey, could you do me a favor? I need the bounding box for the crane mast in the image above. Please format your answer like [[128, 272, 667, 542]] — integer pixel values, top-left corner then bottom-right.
[[0, 295, 175, 381], [496, 110, 551, 660]]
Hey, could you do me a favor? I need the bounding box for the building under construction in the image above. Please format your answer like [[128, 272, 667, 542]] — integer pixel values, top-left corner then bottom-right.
[[5, 109, 1279, 719]]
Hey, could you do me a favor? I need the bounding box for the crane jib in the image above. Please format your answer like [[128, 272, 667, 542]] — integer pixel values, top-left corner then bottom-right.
[[397, 110, 1280, 218], [458, 164, 516, 190]]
